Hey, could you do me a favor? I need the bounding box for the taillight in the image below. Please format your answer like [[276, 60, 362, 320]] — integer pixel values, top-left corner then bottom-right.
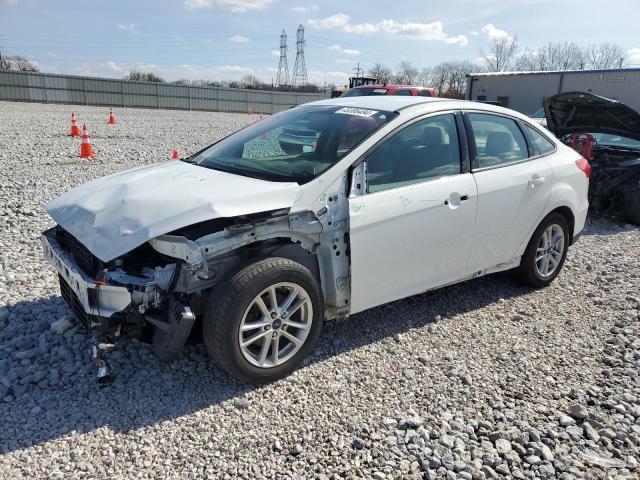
[[575, 158, 591, 178]]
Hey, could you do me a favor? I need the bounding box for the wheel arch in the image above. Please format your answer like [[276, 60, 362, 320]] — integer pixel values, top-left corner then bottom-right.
[[547, 205, 575, 244], [516, 201, 579, 258]]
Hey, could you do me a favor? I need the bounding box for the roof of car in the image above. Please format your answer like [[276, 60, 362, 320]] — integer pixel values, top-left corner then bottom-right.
[[306, 96, 537, 124], [310, 95, 448, 111]]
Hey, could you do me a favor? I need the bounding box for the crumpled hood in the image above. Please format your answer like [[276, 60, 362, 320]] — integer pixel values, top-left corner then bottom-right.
[[544, 92, 640, 142], [47, 161, 301, 262]]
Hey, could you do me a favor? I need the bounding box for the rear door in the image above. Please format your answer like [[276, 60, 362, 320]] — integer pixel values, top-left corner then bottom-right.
[[349, 112, 478, 313], [465, 112, 553, 273]]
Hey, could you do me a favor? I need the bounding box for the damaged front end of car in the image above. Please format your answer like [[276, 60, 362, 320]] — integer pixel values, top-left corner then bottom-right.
[[544, 92, 640, 225], [41, 224, 192, 382], [42, 182, 351, 382]]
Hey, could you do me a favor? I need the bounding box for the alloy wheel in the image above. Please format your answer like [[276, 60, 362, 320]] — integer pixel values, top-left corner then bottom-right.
[[535, 224, 565, 278], [238, 282, 313, 368]]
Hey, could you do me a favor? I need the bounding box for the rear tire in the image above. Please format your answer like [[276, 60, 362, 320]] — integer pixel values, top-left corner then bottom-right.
[[203, 257, 323, 384], [515, 213, 570, 288]]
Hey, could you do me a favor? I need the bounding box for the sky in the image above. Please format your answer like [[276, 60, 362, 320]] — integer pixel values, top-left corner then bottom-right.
[[1, 0, 639, 86]]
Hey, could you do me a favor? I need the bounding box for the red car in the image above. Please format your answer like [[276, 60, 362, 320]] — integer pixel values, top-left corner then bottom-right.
[[340, 84, 437, 98]]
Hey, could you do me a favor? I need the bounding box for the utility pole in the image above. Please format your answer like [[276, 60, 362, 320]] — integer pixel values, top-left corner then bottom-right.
[[352, 61, 363, 78], [0, 35, 11, 71], [276, 29, 289, 87], [291, 25, 308, 86]]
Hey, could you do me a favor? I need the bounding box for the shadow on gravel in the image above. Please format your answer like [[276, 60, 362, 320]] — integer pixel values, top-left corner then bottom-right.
[[1, 271, 530, 455]]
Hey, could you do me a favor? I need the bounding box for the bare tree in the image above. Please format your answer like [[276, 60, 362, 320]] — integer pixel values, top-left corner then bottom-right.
[[421, 61, 478, 98], [124, 70, 165, 83], [368, 63, 392, 83], [10, 55, 39, 72], [395, 60, 419, 84], [0, 49, 10, 70], [516, 42, 586, 71], [481, 37, 519, 72], [241, 73, 263, 88], [585, 42, 626, 69]]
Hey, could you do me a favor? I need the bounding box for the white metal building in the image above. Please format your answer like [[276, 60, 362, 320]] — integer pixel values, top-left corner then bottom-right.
[[465, 68, 640, 115]]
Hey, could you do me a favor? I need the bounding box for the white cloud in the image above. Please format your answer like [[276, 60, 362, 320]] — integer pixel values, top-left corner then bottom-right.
[[328, 44, 360, 56], [308, 12, 350, 29], [481, 23, 510, 40], [116, 23, 139, 33], [58, 59, 348, 86], [377, 20, 468, 45], [309, 14, 467, 46], [0, 0, 17, 5], [308, 70, 349, 85], [271, 49, 280, 58], [628, 48, 640, 64], [292, 4, 318, 13], [185, 0, 271, 12], [229, 35, 250, 43], [335, 58, 353, 64], [106, 61, 122, 72]]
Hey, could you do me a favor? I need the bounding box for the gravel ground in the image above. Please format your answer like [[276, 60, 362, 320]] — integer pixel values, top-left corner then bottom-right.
[[0, 101, 639, 479]]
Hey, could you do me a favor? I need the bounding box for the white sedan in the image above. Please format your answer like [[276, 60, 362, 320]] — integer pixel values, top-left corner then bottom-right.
[[42, 96, 590, 383]]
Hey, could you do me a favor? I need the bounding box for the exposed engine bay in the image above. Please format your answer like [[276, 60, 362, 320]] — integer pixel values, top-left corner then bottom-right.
[[544, 92, 640, 226]]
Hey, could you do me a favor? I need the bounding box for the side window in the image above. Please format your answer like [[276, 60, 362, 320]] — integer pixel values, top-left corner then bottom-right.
[[417, 89, 433, 97], [395, 89, 413, 96], [366, 114, 461, 193], [524, 124, 556, 155], [468, 113, 528, 168]]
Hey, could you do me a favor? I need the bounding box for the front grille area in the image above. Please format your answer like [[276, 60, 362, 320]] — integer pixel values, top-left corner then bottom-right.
[[55, 227, 103, 277], [59, 274, 89, 327]]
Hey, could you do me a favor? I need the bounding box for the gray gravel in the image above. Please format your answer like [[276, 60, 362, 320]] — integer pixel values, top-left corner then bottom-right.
[[1, 101, 639, 479]]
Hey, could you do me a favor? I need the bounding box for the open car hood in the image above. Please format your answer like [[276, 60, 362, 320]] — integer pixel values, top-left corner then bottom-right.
[[46, 161, 301, 262], [543, 92, 640, 142]]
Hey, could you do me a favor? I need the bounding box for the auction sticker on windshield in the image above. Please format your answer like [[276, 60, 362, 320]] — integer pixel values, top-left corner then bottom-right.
[[336, 107, 379, 117]]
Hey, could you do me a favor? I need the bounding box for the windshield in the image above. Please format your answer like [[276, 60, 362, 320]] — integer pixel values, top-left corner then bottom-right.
[[341, 88, 388, 97], [192, 105, 395, 183], [592, 133, 640, 150]]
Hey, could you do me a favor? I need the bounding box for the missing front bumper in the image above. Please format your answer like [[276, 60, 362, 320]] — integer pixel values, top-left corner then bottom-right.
[[42, 231, 133, 323]]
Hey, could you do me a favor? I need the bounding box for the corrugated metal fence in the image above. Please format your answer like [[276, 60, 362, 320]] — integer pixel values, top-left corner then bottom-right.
[[0, 70, 328, 114]]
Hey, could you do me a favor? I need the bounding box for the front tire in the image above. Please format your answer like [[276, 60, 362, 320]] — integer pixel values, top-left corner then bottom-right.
[[516, 213, 570, 288], [203, 257, 323, 384]]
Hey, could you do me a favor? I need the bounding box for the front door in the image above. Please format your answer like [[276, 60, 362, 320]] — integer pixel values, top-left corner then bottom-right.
[[348, 113, 478, 314]]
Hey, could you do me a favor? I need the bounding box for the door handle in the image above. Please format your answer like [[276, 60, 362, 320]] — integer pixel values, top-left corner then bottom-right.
[[444, 193, 469, 207], [528, 175, 546, 188]]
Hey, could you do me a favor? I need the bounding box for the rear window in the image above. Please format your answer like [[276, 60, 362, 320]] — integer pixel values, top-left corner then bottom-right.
[[341, 88, 387, 97], [524, 124, 556, 155], [469, 113, 528, 168]]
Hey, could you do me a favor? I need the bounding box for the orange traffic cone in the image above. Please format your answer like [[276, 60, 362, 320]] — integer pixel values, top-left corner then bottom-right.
[[171, 150, 179, 159], [79, 124, 95, 158], [108, 107, 117, 125], [69, 112, 80, 137], [247, 104, 253, 117]]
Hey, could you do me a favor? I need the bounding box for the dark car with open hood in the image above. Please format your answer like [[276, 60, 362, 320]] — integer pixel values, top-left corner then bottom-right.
[[544, 92, 640, 225]]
